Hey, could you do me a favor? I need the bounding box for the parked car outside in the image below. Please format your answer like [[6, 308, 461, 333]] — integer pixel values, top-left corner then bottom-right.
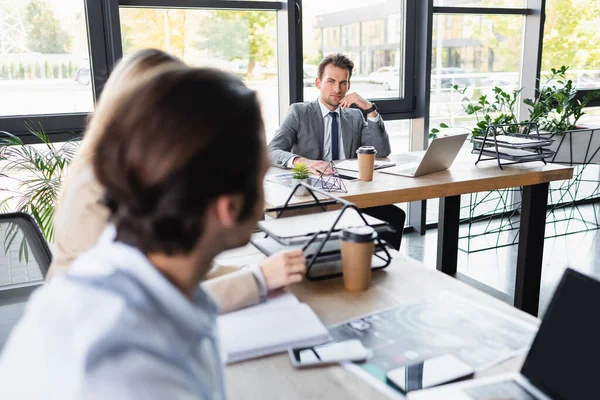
[[74, 67, 91, 85], [368, 67, 399, 84], [303, 64, 318, 87], [381, 69, 400, 91], [431, 67, 474, 89]]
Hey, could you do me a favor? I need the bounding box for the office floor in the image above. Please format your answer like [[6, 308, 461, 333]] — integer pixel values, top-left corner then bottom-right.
[[399, 203, 600, 317]]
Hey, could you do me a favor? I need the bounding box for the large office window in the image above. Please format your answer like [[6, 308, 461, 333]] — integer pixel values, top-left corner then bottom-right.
[[119, 7, 281, 140], [430, 13, 524, 131], [541, 0, 600, 91], [434, 0, 525, 7], [0, 0, 93, 117], [302, 0, 413, 108]]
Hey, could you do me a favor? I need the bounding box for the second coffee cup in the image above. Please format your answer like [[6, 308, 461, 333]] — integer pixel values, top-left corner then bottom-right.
[[356, 146, 377, 181], [340, 225, 377, 292]]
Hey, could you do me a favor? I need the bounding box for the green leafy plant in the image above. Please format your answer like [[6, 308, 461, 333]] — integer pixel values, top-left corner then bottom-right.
[[430, 84, 522, 139], [0, 122, 80, 260], [524, 66, 600, 135], [291, 162, 310, 180]]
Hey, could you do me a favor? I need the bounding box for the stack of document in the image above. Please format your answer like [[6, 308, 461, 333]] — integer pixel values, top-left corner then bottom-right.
[[218, 292, 330, 363]]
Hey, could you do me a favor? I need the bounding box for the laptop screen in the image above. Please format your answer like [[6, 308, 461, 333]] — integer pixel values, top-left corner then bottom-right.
[[521, 269, 600, 399]]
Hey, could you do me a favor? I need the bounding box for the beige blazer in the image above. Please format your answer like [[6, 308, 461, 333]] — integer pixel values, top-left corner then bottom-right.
[[49, 162, 261, 314]]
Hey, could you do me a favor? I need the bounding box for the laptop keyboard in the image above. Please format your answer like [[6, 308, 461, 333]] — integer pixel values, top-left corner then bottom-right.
[[396, 167, 417, 175], [464, 380, 538, 400]]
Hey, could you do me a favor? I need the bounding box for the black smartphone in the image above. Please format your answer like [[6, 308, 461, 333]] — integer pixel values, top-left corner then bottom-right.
[[385, 354, 474, 393]]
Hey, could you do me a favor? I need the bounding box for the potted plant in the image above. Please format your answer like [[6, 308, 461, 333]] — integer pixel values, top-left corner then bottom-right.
[[524, 66, 600, 164], [430, 84, 522, 140], [291, 162, 311, 196], [0, 123, 80, 261]]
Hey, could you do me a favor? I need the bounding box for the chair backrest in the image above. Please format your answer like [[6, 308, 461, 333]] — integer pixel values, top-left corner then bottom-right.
[[0, 212, 51, 279], [0, 212, 52, 350]]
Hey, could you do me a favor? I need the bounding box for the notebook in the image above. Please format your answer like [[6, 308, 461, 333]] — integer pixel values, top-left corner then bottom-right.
[[218, 292, 330, 363]]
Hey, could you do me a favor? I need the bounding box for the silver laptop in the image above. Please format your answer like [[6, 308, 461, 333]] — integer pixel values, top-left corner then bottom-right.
[[382, 133, 468, 177], [408, 268, 600, 400]]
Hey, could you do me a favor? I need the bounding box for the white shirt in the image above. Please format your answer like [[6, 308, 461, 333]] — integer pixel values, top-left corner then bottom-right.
[[286, 98, 381, 167], [0, 226, 225, 400]]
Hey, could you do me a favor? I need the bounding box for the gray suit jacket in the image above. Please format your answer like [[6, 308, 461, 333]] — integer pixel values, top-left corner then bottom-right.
[[268, 99, 391, 167]]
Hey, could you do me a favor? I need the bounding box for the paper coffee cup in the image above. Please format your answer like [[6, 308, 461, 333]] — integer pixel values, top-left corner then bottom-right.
[[340, 226, 377, 292], [356, 146, 377, 181]]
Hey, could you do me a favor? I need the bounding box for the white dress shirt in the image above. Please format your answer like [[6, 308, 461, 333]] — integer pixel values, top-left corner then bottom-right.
[[0, 226, 226, 400], [286, 98, 381, 167]]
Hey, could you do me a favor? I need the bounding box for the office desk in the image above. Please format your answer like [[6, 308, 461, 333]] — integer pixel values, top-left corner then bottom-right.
[[225, 254, 539, 399], [264, 152, 573, 316]]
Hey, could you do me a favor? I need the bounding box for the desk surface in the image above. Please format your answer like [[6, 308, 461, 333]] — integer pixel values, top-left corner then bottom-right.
[[224, 253, 539, 399], [264, 151, 574, 209]]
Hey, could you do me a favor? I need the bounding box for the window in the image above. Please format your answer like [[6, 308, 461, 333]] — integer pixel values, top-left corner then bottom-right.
[[430, 13, 524, 132], [119, 7, 281, 141], [302, 0, 413, 106], [541, 0, 600, 91], [434, 0, 525, 7], [0, 0, 94, 117]]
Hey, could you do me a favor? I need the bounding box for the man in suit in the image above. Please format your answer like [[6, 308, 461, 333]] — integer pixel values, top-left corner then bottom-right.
[[268, 54, 405, 250], [269, 53, 391, 174]]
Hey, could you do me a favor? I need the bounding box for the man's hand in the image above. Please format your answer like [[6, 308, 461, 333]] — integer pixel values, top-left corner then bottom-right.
[[293, 157, 334, 175], [339, 92, 377, 118], [260, 250, 307, 291]]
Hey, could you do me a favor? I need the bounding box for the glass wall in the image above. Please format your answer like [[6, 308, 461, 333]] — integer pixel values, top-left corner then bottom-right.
[[119, 7, 280, 141], [0, 0, 94, 117], [541, 0, 600, 90], [430, 13, 524, 135], [434, 0, 525, 7], [302, 0, 407, 101]]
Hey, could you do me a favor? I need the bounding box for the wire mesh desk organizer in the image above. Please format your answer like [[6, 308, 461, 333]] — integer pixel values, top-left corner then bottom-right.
[[315, 161, 347, 193], [253, 182, 392, 280], [472, 122, 556, 169]]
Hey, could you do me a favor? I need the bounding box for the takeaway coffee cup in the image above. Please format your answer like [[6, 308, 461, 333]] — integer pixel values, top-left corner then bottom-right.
[[340, 225, 377, 292], [356, 146, 377, 181]]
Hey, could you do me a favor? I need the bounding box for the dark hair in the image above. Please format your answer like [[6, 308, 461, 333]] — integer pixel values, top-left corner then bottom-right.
[[317, 53, 354, 80], [94, 67, 265, 255]]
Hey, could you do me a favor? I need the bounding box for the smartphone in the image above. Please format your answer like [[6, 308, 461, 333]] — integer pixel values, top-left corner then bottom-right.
[[288, 340, 370, 368], [385, 354, 474, 393]]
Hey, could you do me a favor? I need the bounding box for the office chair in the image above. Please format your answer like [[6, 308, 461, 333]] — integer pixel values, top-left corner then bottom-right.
[[0, 212, 52, 350]]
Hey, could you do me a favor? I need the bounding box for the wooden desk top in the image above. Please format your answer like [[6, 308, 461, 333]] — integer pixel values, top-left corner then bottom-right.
[[224, 253, 539, 399], [264, 151, 574, 209]]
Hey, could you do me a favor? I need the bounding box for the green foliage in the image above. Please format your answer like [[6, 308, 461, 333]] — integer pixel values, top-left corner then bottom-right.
[[524, 66, 600, 134], [542, 0, 600, 71], [0, 123, 80, 246], [25, 0, 72, 54], [292, 163, 310, 180], [430, 84, 521, 138], [196, 11, 276, 76]]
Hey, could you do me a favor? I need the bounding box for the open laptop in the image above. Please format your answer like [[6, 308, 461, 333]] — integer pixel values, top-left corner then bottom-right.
[[382, 133, 468, 177], [408, 268, 600, 400]]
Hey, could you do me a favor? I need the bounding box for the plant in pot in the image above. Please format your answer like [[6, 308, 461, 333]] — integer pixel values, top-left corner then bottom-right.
[[430, 84, 522, 144], [523, 66, 600, 164], [291, 162, 311, 196], [0, 123, 80, 261]]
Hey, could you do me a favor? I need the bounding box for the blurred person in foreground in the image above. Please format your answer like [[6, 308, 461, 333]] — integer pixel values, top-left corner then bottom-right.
[[50, 48, 305, 314], [0, 67, 277, 399]]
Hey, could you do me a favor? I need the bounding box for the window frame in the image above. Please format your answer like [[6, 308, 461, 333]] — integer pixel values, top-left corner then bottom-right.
[[0, 0, 117, 143], [296, 0, 419, 119]]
